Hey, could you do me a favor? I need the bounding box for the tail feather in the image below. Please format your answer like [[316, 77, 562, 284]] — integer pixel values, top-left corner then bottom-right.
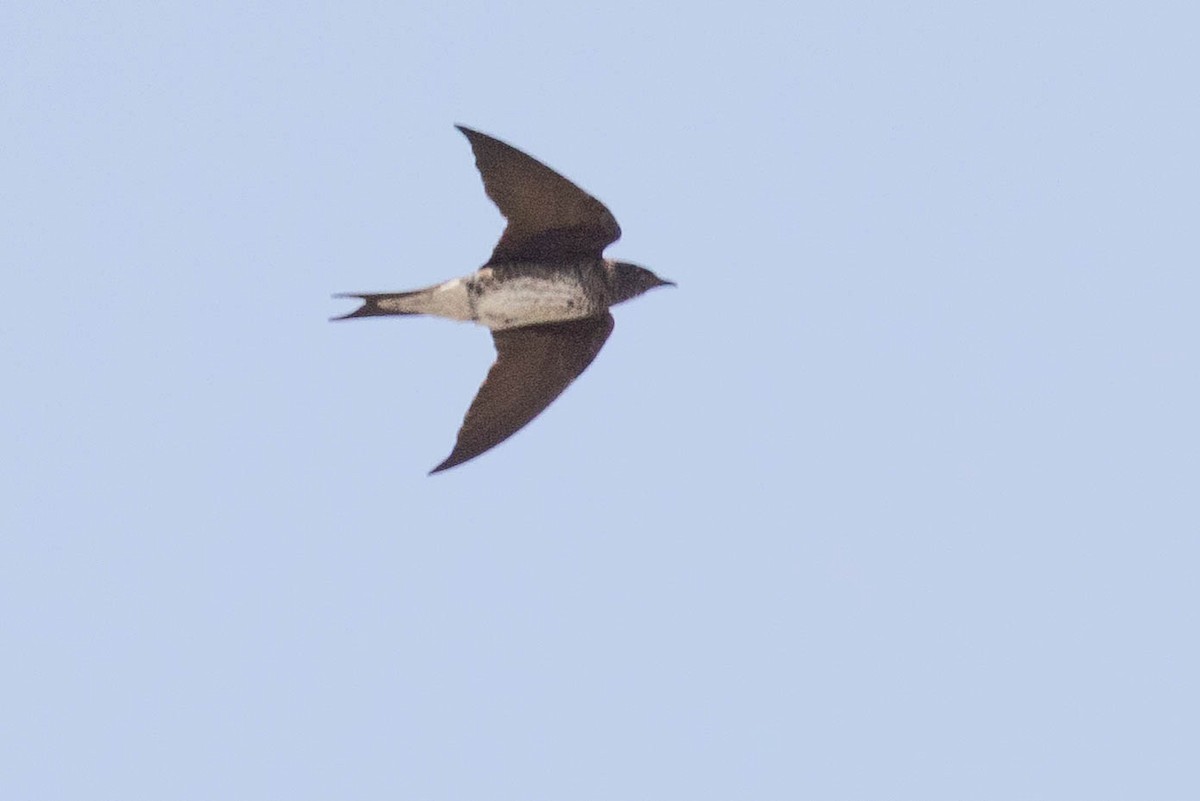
[[330, 291, 423, 321]]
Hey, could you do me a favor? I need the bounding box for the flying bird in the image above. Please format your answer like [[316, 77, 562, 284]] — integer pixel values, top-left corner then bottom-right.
[[334, 125, 674, 473]]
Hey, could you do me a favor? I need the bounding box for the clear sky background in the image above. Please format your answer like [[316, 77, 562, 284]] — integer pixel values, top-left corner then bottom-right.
[[4, 2, 1197, 799]]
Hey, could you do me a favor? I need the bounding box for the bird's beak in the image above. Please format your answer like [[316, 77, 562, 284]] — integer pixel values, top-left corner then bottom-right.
[[657, 277, 677, 287]]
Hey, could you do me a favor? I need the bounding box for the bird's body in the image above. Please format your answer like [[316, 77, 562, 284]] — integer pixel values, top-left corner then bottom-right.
[[341, 257, 615, 330], [472, 260, 612, 329], [334, 126, 673, 473]]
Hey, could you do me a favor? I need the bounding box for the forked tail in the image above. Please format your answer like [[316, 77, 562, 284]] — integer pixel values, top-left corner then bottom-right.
[[330, 291, 424, 321]]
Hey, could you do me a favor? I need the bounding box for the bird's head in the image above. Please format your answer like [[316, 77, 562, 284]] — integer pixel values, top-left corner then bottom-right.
[[607, 260, 676, 305]]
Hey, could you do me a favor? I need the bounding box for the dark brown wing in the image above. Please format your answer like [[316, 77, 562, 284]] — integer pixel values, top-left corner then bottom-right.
[[456, 125, 621, 264], [430, 313, 615, 473]]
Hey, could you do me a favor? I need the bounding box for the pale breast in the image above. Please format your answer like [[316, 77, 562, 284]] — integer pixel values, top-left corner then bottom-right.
[[472, 269, 604, 330]]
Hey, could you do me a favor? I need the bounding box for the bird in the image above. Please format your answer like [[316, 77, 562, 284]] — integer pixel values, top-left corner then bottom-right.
[[333, 125, 674, 473]]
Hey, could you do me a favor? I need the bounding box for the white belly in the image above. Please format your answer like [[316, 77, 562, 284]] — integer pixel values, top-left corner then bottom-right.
[[474, 275, 596, 330]]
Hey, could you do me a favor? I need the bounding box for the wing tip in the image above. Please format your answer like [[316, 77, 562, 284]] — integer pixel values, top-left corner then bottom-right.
[[429, 452, 465, 475]]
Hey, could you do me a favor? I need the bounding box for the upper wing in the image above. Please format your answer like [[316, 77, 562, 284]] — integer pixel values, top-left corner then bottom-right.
[[457, 125, 622, 264], [430, 313, 616, 473]]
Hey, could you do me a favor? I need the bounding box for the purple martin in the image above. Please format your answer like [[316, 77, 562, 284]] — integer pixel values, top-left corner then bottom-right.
[[334, 126, 673, 473]]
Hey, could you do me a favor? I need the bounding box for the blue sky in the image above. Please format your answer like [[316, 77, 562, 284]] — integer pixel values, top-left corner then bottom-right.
[[3, 2, 1198, 798]]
